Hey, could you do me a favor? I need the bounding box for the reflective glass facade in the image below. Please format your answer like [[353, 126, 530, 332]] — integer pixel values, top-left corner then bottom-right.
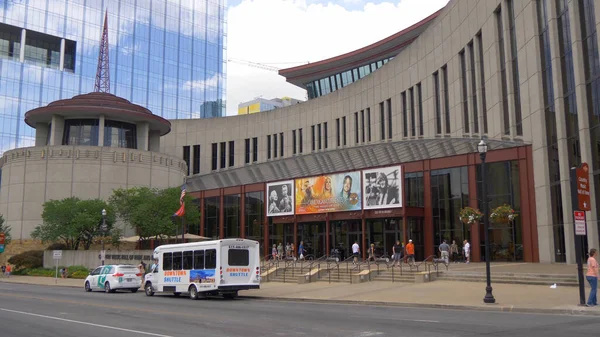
[[0, 0, 226, 154], [305, 57, 392, 99]]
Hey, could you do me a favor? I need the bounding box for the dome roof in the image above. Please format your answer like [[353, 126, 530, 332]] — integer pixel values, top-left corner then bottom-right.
[[46, 92, 152, 115], [25, 92, 171, 136]]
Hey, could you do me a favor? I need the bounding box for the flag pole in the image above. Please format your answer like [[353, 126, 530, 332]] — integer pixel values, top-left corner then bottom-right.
[[181, 177, 186, 243]]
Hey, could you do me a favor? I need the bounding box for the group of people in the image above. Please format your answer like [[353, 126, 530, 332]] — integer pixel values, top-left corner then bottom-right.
[[271, 241, 306, 260], [438, 239, 471, 264], [1, 264, 11, 277]]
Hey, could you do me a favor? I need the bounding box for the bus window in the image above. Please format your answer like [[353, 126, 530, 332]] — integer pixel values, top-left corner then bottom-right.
[[163, 253, 172, 270], [193, 250, 204, 269], [183, 251, 193, 270], [228, 249, 249, 266], [172, 252, 183, 270], [205, 249, 216, 269]]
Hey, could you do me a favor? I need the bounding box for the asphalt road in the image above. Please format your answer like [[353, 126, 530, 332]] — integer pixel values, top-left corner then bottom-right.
[[0, 282, 598, 337]]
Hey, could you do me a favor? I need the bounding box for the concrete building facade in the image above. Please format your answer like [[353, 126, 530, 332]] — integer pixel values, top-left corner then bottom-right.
[[162, 0, 600, 264]]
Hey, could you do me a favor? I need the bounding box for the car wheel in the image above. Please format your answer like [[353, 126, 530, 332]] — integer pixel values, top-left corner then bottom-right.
[[130, 288, 138, 293], [84, 281, 92, 292], [189, 285, 199, 300], [104, 282, 113, 293], [145, 282, 154, 296]]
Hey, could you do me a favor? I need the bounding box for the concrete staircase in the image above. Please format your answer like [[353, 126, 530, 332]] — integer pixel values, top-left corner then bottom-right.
[[371, 267, 421, 283], [263, 266, 308, 283], [436, 271, 579, 286]]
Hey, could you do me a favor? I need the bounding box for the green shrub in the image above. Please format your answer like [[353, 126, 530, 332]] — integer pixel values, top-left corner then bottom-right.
[[8, 250, 44, 269], [10, 265, 89, 279], [45, 242, 68, 250]]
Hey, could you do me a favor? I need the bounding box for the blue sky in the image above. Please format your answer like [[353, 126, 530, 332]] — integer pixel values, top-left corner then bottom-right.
[[225, 0, 450, 115]]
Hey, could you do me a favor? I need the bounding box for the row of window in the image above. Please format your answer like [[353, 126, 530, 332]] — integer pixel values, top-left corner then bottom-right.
[[210, 141, 234, 171], [182, 145, 201, 176], [162, 249, 216, 271], [0, 22, 76, 72], [400, 84, 424, 137], [305, 58, 393, 99], [267, 133, 284, 159], [60, 119, 137, 149]]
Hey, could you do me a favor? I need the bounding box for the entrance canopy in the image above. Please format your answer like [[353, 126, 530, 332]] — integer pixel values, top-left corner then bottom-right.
[[187, 138, 524, 191]]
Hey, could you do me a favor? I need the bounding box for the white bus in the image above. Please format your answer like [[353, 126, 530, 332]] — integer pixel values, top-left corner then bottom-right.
[[144, 238, 261, 300]]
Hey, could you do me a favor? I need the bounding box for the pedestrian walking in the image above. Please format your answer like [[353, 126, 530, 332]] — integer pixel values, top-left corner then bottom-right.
[[352, 241, 360, 265], [392, 240, 402, 267], [450, 240, 459, 263], [463, 240, 470, 264], [405, 240, 415, 266], [587, 248, 599, 307], [439, 240, 450, 265], [5, 264, 11, 277]]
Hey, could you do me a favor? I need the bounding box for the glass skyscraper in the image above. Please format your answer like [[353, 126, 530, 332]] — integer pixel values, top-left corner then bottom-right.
[[0, 0, 227, 154]]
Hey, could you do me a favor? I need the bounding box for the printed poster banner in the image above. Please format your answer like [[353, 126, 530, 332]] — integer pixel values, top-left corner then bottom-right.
[[295, 171, 361, 214], [362, 165, 403, 209], [266, 180, 294, 217]]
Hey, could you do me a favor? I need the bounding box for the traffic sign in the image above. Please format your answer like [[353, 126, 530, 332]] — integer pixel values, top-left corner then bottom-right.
[[0, 244, 4, 253], [576, 163, 591, 211], [0, 233, 5, 253], [574, 211, 586, 236], [53, 250, 62, 259]]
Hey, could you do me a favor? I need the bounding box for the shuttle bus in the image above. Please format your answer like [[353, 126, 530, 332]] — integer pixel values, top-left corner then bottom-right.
[[144, 238, 260, 300]]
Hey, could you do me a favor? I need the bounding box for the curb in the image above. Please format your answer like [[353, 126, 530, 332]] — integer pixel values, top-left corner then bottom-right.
[[238, 295, 600, 317], [0, 279, 82, 289]]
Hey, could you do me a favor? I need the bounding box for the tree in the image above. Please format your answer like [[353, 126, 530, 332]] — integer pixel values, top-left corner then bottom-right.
[[0, 214, 12, 244], [109, 186, 200, 240], [31, 197, 116, 250]]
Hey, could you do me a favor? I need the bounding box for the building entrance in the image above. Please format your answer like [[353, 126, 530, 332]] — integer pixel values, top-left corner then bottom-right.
[[366, 218, 403, 257], [269, 222, 294, 257], [298, 222, 325, 259], [407, 217, 425, 261], [330, 220, 362, 261]]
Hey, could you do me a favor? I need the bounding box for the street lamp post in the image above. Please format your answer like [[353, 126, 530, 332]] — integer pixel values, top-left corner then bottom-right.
[[101, 208, 107, 266], [478, 139, 495, 304]]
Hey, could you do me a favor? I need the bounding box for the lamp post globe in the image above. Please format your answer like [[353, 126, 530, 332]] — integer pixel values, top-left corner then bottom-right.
[[478, 139, 495, 304]]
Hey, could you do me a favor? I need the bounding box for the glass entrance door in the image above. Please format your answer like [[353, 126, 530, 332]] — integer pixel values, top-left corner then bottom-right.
[[407, 217, 424, 261], [298, 222, 325, 258], [269, 223, 294, 257], [366, 218, 402, 257], [330, 220, 361, 261]]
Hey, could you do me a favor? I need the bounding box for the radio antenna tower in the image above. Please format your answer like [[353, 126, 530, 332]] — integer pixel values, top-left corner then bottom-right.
[[94, 10, 110, 93]]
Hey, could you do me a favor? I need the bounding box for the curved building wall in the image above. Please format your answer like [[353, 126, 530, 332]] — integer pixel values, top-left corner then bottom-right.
[[162, 0, 600, 264], [0, 146, 187, 240]]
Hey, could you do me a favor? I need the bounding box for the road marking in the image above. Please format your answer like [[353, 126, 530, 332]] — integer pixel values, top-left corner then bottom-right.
[[0, 308, 174, 337], [410, 319, 440, 323]]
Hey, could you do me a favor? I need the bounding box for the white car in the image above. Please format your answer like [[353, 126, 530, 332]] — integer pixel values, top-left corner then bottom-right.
[[84, 264, 142, 293]]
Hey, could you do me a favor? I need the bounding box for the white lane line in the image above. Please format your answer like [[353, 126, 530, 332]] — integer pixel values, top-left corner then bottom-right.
[[0, 308, 174, 337], [410, 319, 440, 323]]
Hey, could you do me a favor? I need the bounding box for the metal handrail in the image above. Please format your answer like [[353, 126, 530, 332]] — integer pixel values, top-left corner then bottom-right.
[[412, 254, 436, 272]]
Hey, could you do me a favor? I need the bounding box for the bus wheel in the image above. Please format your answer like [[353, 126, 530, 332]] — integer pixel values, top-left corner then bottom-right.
[[145, 282, 154, 296], [223, 292, 238, 299], [173, 292, 181, 297], [189, 285, 199, 300]]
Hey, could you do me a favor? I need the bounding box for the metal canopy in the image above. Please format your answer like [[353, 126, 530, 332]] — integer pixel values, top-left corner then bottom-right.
[[187, 138, 525, 191]]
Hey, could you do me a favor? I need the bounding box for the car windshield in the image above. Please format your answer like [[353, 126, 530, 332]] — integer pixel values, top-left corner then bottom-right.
[[117, 266, 138, 272]]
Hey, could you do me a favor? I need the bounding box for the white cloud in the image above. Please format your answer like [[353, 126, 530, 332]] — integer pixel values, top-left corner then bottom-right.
[[226, 0, 450, 116]]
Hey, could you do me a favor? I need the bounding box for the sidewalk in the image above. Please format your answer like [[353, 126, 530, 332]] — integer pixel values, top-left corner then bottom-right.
[[2, 274, 599, 316]]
